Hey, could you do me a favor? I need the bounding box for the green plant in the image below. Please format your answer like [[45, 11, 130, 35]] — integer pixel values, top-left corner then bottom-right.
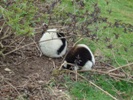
[[0, 0, 37, 35]]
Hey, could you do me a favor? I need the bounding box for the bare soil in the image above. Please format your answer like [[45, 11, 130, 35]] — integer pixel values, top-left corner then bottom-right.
[[0, 31, 71, 100], [0, 1, 72, 99]]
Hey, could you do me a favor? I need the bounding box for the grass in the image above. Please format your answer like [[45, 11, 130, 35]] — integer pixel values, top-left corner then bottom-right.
[[65, 75, 113, 100], [62, 73, 133, 100], [50, 0, 133, 67], [0, 0, 37, 35], [79, 24, 133, 67], [51, 0, 133, 99]]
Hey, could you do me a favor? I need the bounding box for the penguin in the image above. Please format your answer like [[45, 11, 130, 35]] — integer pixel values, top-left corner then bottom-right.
[[62, 44, 95, 70], [39, 28, 67, 58]]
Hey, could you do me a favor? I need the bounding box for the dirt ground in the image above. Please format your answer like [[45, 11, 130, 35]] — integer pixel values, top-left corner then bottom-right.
[[0, 31, 72, 100], [0, 1, 73, 99]]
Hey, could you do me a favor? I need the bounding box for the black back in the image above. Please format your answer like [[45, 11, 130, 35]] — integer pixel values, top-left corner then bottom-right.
[[56, 32, 66, 55], [64, 46, 92, 70]]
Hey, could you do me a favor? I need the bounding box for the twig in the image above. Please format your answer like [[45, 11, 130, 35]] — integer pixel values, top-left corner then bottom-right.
[[31, 37, 42, 56], [99, 61, 115, 68], [77, 69, 133, 83], [79, 69, 126, 78], [0, 21, 5, 33], [51, 59, 56, 68], [13, 57, 32, 66], [111, 50, 121, 67], [73, 37, 83, 47], [75, 68, 78, 81], [16, 37, 25, 48], [108, 62, 133, 72], [39, 86, 45, 100], [109, 75, 133, 84]]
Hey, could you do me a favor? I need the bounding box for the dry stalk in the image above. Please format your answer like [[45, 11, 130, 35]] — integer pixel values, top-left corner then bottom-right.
[[16, 37, 25, 48], [51, 59, 56, 68], [108, 62, 133, 72], [31, 37, 42, 56], [109, 75, 133, 84], [39, 86, 45, 100], [111, 50, 121, 67], [73, 37, 83, 47], [71, 68, 133, 84], [75, 69, 78, 82], [79, 69, 126, 78]]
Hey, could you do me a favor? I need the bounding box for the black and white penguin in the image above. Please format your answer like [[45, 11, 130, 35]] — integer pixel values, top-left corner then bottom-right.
[[62, 44, 95, 70], [39, 28, 67, 58]]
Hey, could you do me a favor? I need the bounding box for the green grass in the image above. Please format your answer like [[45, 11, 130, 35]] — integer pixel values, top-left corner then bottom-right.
[[98, 0, 133, 24], [56, 0, 133, 66], [69, 82, 112, 100], [63, 74, 133, 100], [52, 0, 133, 99], [0, 0, 37, 35], [79, 24, 133, 67], [58, 0, 133, 24]]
